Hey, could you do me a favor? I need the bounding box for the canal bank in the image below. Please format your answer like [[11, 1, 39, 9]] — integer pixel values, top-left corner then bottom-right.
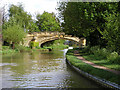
[[66, 48, 120, 89]]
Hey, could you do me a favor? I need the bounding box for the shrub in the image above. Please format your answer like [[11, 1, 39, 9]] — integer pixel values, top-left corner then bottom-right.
[[115, 56, 120, 64], [90, 46, 100, 54], [2, 46, 10, 50], [30, 41, 39, 48], [15, 45, 28, 52], [34, 42, 39, 48], [1, 46, 16, 54], [90, 46, 110, 59], [107, 51, 120, 64], [82, 46, 91, 53]]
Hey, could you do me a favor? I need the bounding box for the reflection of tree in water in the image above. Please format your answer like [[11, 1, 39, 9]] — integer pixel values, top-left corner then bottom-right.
[[2, 50, 65, 76], [32, 50, 65, 72]]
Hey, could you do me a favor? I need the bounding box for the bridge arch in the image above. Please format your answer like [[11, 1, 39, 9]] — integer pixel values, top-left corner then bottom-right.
[[40, 37, 80, 47], [23, 32, 86, 48]]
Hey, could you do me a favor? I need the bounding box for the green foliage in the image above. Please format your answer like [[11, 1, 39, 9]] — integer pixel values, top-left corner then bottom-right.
[[43, 46, 52, 49], [67, 49, 75, 55], [15, 45, 31, 52], [36, 11, 61, 31], [2, 46, 10, 50], [53, 39, 64, 44], [90, 46, 108, 59], [57, 2, 119, 51], [107, 51, 120, 64], [28, 20, 39, 33], [103, 13, 120, 53], [51, 39, 68, 49], [76, 47, 120, 69], [2, 4, 39, 33], [66, 54, 120, 84], [30, 41, 39, 48], [89, 46, 120, 64], [42, 39, 68, 50], [2, 24, 26, 44], [1, 46, 16, 54], [8, 4, 33, 30], [52, 44, 68, 49]]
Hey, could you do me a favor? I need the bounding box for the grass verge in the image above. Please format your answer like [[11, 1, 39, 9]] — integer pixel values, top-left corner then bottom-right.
[[78, 47, 120, 71], [66, 49, 120, 85]]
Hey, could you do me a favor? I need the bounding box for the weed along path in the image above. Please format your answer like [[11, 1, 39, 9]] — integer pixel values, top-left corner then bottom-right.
[[75, 55, 120, 75]]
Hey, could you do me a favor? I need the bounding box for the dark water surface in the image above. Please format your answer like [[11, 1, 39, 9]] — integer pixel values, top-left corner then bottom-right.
[[1, 49, 103, 88]]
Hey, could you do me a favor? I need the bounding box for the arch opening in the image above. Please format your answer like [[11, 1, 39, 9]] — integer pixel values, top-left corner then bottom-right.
[[40, 38, 80, 49]]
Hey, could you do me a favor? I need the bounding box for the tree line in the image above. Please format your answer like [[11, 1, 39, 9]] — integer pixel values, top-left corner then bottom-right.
[[57, 2, 120, 53], [2, 3, 61, 48]]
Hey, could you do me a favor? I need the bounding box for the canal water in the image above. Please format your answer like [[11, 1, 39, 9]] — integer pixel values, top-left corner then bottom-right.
[[1, 49, 103, 88]]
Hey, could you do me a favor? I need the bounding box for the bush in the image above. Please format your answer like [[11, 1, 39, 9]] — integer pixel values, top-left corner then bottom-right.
[[90, 46, 110, 59], [115, 56, 120, 64], [1, 46, 16, 54], [82, 46, 91, 52], [30, 41, 39, 48], [2, 46, 10, 50], [15, 45, 30, 52], [107, 51, 120, 64]]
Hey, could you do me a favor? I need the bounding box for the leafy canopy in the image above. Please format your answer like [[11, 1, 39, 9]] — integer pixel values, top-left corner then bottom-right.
[[57, 2, 119, 48], [2, 24, 26, 44], [36, 11, 61, 31]]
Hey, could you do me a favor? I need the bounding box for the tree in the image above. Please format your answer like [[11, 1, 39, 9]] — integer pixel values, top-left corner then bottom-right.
[[36, 11, 61, 31], [8, 4, 34, 32], [57, 2, 118, 47], [2, 4, 40, 33], [27, 20, 39, 33], [2, 24, 26, 49], [101, 13, 120, 53]]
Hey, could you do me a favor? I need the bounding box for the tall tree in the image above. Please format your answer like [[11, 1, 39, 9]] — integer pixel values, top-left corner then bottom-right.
[[36, 11, 61, 31], [101, 11, 120, 53], [2, 4, 40, 33], [8, 4, 33, 32], [57, 2, 118, 47]]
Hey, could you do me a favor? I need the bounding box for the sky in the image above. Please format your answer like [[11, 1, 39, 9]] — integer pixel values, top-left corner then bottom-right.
[[0, 0, 60, 19]]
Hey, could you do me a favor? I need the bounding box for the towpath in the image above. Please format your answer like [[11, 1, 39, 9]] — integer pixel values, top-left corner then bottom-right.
[[74, 53, 120, 75]]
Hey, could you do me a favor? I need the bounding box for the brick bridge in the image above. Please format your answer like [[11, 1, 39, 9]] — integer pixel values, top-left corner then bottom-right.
[[23, 32, 86, 47]]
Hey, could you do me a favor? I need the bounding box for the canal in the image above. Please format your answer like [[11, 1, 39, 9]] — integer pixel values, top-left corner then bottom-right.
[[1, 49, 103, 88]]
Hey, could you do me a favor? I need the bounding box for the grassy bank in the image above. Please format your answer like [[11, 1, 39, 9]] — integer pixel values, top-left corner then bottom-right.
[[77, 46, 120, 71], [1, 45, 55, 54], [1, 45, 36, 54], [66, 49, 120, 85], [1, 46, 17, 54]]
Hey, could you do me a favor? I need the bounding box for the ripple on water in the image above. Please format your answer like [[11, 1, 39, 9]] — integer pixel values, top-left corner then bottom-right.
[[2, 49, 103, 88], [1, 63, 17, 66]]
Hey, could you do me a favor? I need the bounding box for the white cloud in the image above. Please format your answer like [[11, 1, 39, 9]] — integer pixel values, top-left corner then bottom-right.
[[0, 0, 59, 18]]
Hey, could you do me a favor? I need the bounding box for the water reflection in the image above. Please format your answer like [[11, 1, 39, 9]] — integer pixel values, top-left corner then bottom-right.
[[2, 49, 102, 88]]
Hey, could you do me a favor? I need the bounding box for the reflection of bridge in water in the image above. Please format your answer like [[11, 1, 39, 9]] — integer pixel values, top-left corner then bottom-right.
[[23, 32, 86, 47]]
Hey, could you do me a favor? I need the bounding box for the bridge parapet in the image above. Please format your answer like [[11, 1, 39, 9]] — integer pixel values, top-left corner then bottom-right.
[[24, 32, 86, 48], [29, 31, 65, 37]]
